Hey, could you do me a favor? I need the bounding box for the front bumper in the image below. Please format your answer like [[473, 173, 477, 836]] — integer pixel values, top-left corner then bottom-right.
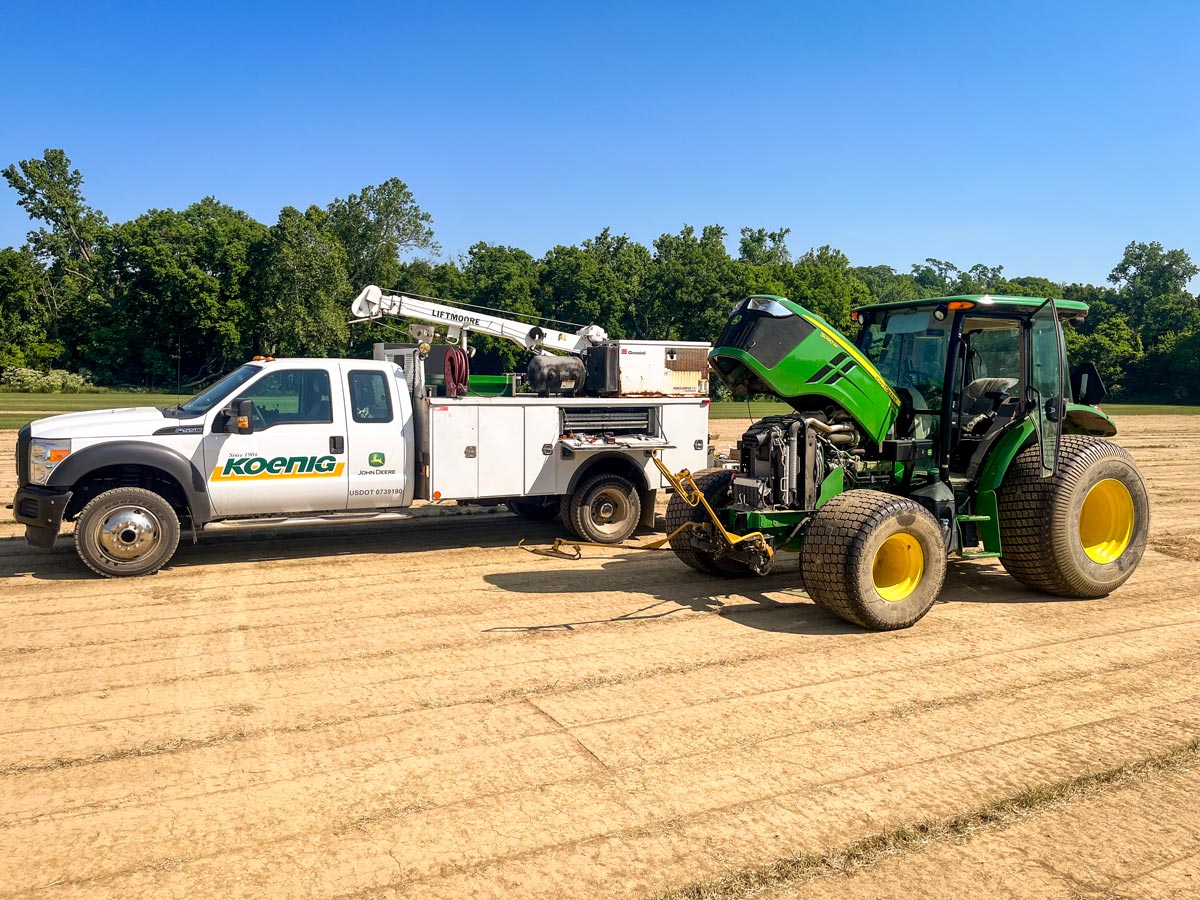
[[11, 485, 73, 549]]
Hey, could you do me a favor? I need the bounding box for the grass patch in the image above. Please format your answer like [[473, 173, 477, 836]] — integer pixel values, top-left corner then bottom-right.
[[645, 739, 1200, 900], [1102, 403, 1200, 416], [710, 401, 792, 420]]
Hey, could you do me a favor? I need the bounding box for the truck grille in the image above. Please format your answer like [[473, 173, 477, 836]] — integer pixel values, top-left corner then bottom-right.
[[561, 407, 652, 435]]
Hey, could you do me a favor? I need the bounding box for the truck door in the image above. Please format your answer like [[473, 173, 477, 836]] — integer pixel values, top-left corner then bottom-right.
[[203, 367, 349, 516], [341, 365, 413, 508], [1029, 300, 1065, 477]]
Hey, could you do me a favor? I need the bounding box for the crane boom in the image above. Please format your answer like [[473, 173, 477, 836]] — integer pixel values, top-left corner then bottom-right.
[[350, 284, 607, 356]]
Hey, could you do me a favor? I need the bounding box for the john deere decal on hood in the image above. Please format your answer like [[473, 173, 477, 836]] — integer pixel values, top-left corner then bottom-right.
[[211, 454, 344, 481]]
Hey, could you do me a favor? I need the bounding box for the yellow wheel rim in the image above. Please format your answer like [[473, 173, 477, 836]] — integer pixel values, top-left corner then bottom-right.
[[1079, 478, 1135, 564], [872, 533, 924, 602]]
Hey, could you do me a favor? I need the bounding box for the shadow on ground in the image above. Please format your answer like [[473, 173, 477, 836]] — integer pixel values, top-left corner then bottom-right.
[[0, 512, 554, 580], [480, 550, 1084, 636]]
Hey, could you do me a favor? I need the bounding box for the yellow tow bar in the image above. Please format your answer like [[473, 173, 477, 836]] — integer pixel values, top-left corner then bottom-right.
[[519, 455, 775, 569]]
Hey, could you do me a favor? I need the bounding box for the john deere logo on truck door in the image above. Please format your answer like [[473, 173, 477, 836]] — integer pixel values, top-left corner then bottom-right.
[[368, 451, 386, 467], [210, 455, 345, 481]]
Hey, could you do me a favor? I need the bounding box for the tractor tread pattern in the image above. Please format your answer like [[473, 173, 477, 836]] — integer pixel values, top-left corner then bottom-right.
[[997, 434, 1144, 596], [802, 490, 945, 629]]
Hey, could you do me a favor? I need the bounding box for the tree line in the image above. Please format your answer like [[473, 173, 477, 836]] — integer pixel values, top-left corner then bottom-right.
[[2, 149, 1198, 399]]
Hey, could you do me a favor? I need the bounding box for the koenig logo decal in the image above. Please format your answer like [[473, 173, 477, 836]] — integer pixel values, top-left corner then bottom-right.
[[211, 455, 344, 481]]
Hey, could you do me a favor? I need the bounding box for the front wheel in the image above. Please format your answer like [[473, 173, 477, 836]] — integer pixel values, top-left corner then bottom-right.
[[74, 487, 181, 577], [801, 490, 946, 630], [565, 473, 642, 544], [998, 435, 1149, 597]]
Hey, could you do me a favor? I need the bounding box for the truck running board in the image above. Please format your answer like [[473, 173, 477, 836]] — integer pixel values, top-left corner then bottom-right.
[[207, 507, 505, 531]]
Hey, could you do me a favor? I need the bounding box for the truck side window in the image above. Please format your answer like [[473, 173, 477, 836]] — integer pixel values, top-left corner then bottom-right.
[[237, 370, 332, 427], [348, 371, 393, 423]]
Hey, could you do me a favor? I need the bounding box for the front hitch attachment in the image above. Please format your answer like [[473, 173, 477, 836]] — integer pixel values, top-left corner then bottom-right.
[[517, 455, 776, 572]]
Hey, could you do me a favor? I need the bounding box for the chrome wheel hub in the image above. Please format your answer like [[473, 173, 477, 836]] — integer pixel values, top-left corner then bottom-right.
[[97, 506, 161, 561]]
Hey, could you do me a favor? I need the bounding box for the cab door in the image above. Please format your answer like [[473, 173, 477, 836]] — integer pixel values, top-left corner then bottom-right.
[[341, 365, 412, 509], [203, 367, 349, 516], [1029, 300, 1065, 476]]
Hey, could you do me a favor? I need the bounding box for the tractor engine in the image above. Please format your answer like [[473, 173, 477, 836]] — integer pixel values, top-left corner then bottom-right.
[[731, 411, 862, 513]]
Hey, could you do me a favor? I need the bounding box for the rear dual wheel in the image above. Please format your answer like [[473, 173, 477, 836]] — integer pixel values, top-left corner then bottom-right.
[[565, 473, 642, 544]]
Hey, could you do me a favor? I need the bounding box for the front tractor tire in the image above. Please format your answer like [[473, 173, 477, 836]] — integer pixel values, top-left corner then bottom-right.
[[997, 435, 1149, 597], [74, 486, 181, 577], [801, 491, 947, 630], [665, 469, 762, 578], [566, 473, 642, 544]]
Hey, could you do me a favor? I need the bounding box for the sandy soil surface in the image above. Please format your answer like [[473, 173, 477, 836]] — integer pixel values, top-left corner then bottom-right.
[[1, 418, 1198, 900]]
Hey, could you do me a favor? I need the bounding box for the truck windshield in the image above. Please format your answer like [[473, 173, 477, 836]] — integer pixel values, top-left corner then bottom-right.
[[174, 365, 261, 416], [860, 310, 949, 414]]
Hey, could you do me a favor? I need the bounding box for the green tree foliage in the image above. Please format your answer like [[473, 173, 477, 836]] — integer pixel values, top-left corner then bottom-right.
[[252, 206, 351, 358], [643, 225, 740, 341], [325, 178, 437, 289], [0, 247, 58, 368], [784, 246, 869, 330], [103, 200, 268, 385], [2, 148, 1198, 401]]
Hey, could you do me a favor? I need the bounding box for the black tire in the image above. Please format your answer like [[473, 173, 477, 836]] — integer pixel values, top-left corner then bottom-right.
[[565, 473, 642, 544], [997, 435, 1149, 597], [801, 490, 946, 630], [665, 469, 760, 577], [74, 486, 181, 577], [506, 496, 561, 521]]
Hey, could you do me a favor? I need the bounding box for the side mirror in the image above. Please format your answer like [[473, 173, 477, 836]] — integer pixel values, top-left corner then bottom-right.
[[222, 399, 255, 434], [1070, 362, 1107, 406]]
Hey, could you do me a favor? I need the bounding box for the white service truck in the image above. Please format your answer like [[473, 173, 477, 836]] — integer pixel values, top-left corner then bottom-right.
[[12, 289, 711, 577]]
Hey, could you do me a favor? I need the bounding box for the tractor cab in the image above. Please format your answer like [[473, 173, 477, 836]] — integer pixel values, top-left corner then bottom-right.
[[855, 295, 1107, 492]]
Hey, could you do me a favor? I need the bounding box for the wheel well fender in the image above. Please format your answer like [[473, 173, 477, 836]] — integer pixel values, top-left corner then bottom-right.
[[975, 418, 1037, 494], [48, 442, 214, 523]]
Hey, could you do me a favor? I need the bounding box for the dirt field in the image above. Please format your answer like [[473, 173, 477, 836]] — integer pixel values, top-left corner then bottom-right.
[[2, 417, 1198, 899]]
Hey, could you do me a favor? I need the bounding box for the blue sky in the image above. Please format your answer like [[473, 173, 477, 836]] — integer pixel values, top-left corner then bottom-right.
[[1, 1, 1197, 286]]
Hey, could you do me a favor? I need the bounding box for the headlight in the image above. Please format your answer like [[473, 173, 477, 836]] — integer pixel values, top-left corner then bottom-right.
[[29, 439, 71, 485]]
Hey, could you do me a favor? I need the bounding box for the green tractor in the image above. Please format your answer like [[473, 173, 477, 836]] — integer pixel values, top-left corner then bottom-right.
[[665, 294, 1149, 630]]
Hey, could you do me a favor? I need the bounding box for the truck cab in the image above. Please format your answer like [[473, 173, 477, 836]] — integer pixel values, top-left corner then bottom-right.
[[14, 358, 417, 576]]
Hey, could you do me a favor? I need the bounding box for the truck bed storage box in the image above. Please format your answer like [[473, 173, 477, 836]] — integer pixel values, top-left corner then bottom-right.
[[607, 341, 710, 397]]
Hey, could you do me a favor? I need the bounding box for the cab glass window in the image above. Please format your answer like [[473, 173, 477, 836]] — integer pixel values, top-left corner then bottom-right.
[[237, 370, 332, 428], [348, 371, 393, 423]]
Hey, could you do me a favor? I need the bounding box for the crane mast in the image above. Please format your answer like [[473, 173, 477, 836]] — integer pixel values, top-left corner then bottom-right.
[[350, 284, 607, 356]]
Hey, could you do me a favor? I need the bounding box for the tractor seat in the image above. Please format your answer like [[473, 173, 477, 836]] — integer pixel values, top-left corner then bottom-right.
[[962, 377, 1018, 415]]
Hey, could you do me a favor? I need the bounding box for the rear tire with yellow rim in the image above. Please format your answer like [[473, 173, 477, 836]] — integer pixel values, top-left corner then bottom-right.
[[998, 436, 1149, 597], [801, 490, 947, 630]]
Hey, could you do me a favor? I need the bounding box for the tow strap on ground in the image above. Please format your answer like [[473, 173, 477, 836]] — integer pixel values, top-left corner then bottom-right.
[[518, 454, 775, 567]]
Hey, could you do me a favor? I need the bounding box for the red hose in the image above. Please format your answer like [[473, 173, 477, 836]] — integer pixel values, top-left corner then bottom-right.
[[444, 346, 470, 397]]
